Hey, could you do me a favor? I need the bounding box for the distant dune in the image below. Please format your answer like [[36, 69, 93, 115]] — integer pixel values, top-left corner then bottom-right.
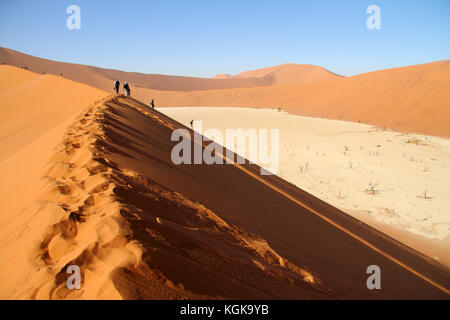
[[0, 47, 338, 92], [213, 63, 342, 85], [149, 60, 450, 137], [231, 63, 343, 85], [2, 46, 449, 136], [212, 73, 232, 79]]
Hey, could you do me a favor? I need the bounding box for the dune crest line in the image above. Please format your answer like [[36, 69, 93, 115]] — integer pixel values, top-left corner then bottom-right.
[[28, 95, 334, 299]]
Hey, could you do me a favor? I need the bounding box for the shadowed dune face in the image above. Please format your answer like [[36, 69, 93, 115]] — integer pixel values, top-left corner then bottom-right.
[[75, 96, 450, 300], [97, 97, 329, 299]]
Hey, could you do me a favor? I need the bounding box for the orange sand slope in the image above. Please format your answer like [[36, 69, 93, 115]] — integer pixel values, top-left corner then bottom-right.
[[149, 60, 450, 137], [0, 66, 107, 159], [0, 47, 338, 92], [0, 66, 108, 298], [1, 67, 449, 299]]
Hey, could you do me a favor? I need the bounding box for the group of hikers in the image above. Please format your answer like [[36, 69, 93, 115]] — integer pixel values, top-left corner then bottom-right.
[[114, 80, 131, 96], [113, 80, 156, 109]]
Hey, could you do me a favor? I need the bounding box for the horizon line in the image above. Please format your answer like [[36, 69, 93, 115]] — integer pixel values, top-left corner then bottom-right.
[[1, 45, 449, 80]]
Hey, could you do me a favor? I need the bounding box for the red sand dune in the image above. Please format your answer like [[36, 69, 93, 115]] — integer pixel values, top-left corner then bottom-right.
[[0, 66, 449, 299]]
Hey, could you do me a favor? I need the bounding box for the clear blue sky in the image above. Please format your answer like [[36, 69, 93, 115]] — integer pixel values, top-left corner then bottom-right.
[[0, 0, 449, 77]]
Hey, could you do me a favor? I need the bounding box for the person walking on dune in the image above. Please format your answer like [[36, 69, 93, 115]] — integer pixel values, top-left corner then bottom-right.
[[150, 98, 155, 109], [114, 80, 120, 94], [190, 120, 194, 129], [123, 82, 131, 96]]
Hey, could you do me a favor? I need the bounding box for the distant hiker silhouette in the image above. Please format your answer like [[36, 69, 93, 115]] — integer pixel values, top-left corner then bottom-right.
[[114, 80, 120, 94], [150, 98, 155, 109], [123, 82, 130, 96], [190, 120, 194, 129]]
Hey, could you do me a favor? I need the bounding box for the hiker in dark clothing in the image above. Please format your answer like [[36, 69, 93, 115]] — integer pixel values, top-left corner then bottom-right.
[[190, 120, 194, 129], [150, 98, 155, 109], [114, 80, 120, 94], [123, 82, 130, 96]]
